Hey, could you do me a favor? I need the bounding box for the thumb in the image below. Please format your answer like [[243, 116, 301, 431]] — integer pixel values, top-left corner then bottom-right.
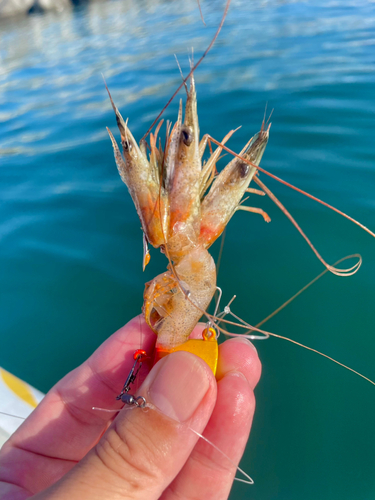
[[36, 351, 217, 500]]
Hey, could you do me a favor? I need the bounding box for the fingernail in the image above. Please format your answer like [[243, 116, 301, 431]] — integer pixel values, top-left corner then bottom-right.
[[230, 336, 258, 352], [148, 352, 210, 422]]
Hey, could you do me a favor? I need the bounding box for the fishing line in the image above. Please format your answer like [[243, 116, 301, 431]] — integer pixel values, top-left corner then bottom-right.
[[140, 0, 232, 141], [253, 254, 361, 330], [144, 402, 254, 486], [0, 411, 25, 420], [188, 428, 254, 485]]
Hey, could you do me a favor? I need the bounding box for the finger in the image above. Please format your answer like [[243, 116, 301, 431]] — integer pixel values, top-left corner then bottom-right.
[[0, 316, 155, 494], [216, 336, 262, 388], [35, 351, 217, 500], [161, 336, 261, 500]]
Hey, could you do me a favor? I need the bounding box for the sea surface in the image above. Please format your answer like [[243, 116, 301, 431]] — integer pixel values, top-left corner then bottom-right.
[[1, 0, 375, 498]]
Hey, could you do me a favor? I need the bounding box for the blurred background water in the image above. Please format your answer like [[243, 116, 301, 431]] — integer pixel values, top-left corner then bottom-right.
[[1, 0, 375, 498]]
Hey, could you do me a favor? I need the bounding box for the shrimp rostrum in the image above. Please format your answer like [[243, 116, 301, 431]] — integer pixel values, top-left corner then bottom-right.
[[107, 75, 269, 364]]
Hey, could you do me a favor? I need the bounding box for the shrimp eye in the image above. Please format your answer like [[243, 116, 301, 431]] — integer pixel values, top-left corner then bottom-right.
[[228, 160, 250, 185], [238, 162, 249, 178], [181, 126, 193, 146], [122, 140, 132, 152]]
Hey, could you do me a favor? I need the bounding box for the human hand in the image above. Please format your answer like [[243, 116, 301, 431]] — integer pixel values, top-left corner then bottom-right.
[[0, 315, 261, 500]]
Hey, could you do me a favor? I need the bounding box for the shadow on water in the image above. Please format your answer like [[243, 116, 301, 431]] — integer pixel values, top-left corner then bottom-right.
[[1, 0, 375, 499]]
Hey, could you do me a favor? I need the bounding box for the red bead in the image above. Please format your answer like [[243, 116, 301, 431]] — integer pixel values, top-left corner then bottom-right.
[[133, 349, 148, 361]]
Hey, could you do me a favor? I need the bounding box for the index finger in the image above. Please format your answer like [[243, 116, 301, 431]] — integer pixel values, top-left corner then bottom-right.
[[5, 315, 155, 461]]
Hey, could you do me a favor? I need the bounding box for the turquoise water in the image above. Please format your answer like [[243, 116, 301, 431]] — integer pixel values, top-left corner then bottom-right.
[[1, 0, 375, 498]]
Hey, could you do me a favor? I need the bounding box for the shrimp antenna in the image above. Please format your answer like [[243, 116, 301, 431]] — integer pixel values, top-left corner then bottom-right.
[[155, 203, 373, 387], [190, 47, 194, 70], [141, 0, 231, 141], [196, 0, 206, 26], [147, 120, 371, 388], [174, 54, 189, 95], [254, 176, 362, 276], [255, 172, 375, 239], [261, 102, 268, 131], [216, 227, 227, 278], [266, 108, 274, 127], [206, 134, 375, 246]]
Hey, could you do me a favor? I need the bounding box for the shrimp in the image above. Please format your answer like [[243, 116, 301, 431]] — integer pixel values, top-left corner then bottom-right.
[[107, 75, 270, 362], [1, 1, 375, 498]]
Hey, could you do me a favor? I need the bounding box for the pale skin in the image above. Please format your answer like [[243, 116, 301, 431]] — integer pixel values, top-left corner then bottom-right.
[[0, 315, 261, 500]]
